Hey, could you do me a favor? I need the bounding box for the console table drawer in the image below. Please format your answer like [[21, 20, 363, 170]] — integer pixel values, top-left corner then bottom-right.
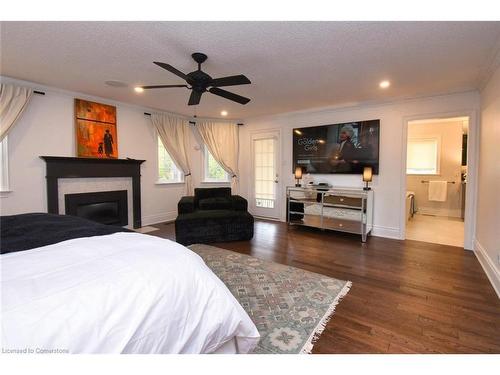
[[324, 195, 362, 207], [322, 217, 362, 233]]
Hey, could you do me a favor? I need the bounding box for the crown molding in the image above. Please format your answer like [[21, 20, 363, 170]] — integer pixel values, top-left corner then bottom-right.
[[478, 32, 500, 91], [243, 88, 479, 123]]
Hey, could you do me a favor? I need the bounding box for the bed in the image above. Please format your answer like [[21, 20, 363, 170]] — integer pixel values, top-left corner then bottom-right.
[[1, 213, 259, 354]]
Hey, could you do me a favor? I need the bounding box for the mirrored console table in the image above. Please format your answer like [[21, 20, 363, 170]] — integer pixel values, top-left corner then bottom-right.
[[286, 186, 374, 242]]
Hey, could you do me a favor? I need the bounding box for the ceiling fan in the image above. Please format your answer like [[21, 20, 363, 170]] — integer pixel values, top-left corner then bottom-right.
[[139, 53, 251, 106]]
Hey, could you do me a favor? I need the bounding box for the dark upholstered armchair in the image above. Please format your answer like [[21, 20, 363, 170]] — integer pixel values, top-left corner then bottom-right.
[[175, 187, 254, 245]]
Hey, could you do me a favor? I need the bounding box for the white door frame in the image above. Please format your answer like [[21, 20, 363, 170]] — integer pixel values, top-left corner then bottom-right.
[[249, 128, 282, 220], [399, 109, 479, 250]]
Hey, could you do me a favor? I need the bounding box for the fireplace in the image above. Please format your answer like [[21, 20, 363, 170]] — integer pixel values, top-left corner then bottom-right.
[[65, 190, 128, 226], [40, 156, 145, 228]]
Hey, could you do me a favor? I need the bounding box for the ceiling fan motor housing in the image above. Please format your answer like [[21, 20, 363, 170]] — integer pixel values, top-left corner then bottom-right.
[[187, 70, 212, 92]]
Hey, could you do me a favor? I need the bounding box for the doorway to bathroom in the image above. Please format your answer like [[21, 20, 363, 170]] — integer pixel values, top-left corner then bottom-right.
[[404, 116, 468, 247]]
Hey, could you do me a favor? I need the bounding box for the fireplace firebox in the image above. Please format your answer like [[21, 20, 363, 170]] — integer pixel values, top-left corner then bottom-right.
[[65, 190, 128, 226]]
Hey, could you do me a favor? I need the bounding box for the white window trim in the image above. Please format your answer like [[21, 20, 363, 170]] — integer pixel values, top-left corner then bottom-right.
[[0, 136, 11, 194], [156, 134, 184, 184], [155, 181, 185, 186], [406, 136, 441, 176], [202, 146, 231, 183]]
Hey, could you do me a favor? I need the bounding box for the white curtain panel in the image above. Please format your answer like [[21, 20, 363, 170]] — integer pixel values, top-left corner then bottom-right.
[[151, 112, 193, 195], [0, 84, 34, 142], [196, 120, 240, 193]]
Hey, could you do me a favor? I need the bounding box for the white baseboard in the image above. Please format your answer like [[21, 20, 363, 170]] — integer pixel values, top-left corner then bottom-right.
[[473, 239, 500, 298], [142, 211, 177, 226], [259, 215, 401, 241], [253, 215, 283, 222], [416, 208, 462, 218], [371, 225, 401, 239]]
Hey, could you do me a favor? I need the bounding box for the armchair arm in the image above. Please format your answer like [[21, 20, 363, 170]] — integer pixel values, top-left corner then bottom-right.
[[178, 196, 195, 214], [230, 195, 248, 211]]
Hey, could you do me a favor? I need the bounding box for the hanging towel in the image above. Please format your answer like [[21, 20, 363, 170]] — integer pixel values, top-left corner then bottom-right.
[[428, 181, 447, 202]]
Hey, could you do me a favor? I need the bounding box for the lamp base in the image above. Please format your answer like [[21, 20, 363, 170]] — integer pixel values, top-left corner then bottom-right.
[[295, 183, 302, 187], [363, 187, 371, 191]]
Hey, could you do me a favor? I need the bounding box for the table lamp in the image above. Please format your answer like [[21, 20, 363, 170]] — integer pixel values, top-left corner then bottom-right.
[[363, 166, 373, 190], [294, 167, 303, 187]]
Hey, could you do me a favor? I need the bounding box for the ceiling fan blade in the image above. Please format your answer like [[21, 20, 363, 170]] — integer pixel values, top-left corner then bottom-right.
[[209, 87, 251, 105], [211, 74, 251, 87], [153, 62, 189, 81], [188, 90, 202, 106], [141, 84, 188, 89]]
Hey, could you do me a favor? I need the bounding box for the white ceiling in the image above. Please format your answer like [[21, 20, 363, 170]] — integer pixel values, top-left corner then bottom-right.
[[1, 21, 499, 120]]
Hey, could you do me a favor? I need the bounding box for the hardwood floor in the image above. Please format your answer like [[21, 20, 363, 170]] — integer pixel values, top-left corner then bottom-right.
[[152, 219, 500, 353]]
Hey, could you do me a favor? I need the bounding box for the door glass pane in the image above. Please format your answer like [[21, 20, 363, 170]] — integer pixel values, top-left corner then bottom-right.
[[254, 137, 276, 208]]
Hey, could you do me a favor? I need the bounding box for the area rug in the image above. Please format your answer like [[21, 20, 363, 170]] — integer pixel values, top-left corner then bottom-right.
[[188, 244, 352, 354]]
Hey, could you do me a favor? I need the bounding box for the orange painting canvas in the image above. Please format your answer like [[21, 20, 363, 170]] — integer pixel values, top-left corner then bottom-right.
[[75, 99, 118, 158]]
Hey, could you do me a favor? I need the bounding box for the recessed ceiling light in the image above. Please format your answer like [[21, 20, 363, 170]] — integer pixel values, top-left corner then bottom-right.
[[134, 86, 144, 93], [220, 110, 228, 116], [379, 80, 390, 89]]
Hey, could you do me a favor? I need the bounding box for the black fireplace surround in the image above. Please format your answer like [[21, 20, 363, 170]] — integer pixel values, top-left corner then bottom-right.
[[65, 190, 128, 226], [40, 156, 145, 228]]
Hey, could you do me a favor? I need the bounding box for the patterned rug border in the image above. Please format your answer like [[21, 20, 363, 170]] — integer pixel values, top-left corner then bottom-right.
[[300, 281, 352, 353], [188, 244, 352, 354]]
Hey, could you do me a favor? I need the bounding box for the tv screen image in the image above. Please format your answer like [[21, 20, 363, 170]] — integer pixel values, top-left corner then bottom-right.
[[293, 119, 380, 175]]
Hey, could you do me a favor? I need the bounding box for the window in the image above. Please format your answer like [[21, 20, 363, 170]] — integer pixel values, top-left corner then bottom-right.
[[406, 137, 440, 175], [0, 136, 9, 192], [204, 147, 230, 183], [157, 136, 183, 183]]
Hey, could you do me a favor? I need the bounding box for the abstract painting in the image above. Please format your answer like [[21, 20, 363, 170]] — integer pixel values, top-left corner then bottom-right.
[[75, 99, 118, 158]]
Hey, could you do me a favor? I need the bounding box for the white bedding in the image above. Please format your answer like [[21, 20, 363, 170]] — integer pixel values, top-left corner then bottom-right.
[[1, 232, 259, 354]]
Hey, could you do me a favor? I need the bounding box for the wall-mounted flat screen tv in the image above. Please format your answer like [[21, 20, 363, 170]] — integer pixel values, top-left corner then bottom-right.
[[293, 119, 380, 174]]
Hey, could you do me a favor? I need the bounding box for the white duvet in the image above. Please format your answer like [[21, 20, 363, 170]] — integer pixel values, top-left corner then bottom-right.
[[1, 232, 259, 354]]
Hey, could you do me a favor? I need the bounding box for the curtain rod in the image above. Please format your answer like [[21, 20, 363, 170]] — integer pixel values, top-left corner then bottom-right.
[[29, 92, 243, 125], [143, 112, 243, 126]]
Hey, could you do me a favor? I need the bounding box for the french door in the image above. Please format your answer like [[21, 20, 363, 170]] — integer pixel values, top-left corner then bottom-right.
[[250, 130, 281, 219]]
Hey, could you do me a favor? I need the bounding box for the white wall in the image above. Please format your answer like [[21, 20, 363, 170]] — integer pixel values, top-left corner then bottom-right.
[[239, 91, 480, 240], [407, 120, 464, 218], [0, 76, 484, 245], [0, 77, 229, 225], [475, 64, 500, 297]]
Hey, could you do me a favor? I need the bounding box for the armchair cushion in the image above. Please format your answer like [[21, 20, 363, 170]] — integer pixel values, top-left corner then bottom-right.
[[230, 195, 248, 211], [199, 197, 232, 210], [178, 196, 195, 214], [194, 187, 231, 207]]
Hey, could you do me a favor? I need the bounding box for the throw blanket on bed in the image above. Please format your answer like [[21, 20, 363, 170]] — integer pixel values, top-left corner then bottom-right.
[[0, 213, 130, 254]]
